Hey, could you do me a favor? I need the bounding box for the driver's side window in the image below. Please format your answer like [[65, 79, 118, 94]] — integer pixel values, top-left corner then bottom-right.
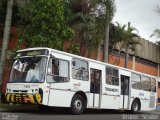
[[48, 59, 59, 75], [47, 58, 69, 83]]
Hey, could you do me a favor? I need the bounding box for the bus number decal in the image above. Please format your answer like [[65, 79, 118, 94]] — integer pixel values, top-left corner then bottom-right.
[[105, 87, 119, 92]]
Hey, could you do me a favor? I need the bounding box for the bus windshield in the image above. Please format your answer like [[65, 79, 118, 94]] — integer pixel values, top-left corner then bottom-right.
[[9, 56, 47, 83]]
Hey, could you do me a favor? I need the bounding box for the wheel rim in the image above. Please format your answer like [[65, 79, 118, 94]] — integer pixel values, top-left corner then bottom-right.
[[133, 102, 138, 112], [74, 99, 82, 111]]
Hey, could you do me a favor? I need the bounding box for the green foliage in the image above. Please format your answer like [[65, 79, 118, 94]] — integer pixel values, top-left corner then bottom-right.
[[65, 0, 116, 56], [152, 5, 160, 46], [18, 0, 74, 50], [68, 43, 80, 55], [150, 29, 160, 45], [99, 0, 116, 22], [110, 22, 141, 52]]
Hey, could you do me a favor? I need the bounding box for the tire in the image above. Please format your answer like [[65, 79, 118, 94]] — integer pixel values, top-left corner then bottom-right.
[[71, 94, 85, 115], [131, 99, 140, 113]]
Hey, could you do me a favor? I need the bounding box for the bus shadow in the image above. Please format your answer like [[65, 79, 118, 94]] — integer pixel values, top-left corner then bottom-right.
[[1, 107, 149, 115]]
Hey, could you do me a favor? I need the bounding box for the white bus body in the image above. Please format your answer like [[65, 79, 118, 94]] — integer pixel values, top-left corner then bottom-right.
[[5, 48, 157, 114]]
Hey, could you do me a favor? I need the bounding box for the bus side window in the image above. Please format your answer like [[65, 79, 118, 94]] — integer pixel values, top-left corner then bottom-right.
[[47, 59, 59, 75], [72, 58, 88, 81], [106, 67, 119, 86], [52, 59, 59, 75], [131, 73, 141, 90], [151, 78, 156, 92], [47, 58, 69, 83], [141, 75, 151, 91], [47, 59, 54, 83]]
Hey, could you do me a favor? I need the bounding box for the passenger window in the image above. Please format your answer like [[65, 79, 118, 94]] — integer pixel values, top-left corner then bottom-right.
[[72, 58, 88, 81], [151, 78, 156, 92], [131, 73, 141, 90], [113, 69, 118, 77], [47, 58, 69, 83], [141, 76, 151, 91], [106, 67, 119, 86]]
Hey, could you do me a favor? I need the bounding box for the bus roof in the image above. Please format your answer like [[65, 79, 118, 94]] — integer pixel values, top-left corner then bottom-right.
[[17, 47, 158, 79]]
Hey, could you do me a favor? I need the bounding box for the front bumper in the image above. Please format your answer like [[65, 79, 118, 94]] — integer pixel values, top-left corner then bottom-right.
[[5, 93, 42, 104]]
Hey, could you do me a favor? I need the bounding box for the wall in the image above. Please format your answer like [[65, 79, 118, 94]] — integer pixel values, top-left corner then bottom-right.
[[94, 49, 159, 76], [130, 38, 160, 63]]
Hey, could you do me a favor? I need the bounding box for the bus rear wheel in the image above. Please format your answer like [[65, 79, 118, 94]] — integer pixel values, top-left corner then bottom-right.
[[71, 94, 85, 115], [131, 99, 140, 113]]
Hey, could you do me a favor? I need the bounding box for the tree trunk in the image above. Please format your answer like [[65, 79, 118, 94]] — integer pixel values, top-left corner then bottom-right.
[[124, 22, 131, 68], [96, 45, 101, 60], [96, 43, 102, 61], [125, 45, 129, 68], [103, 22, 110, 63], [113, 45, 123, 65], [0, 0, 14, 103]]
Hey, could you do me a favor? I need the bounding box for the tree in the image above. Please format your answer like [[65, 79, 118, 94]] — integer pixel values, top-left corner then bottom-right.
[[18, 0, 74, 50], [96, 0, 116, 62], [0, 0, 14, 103], [109, 22, 127, 50], [150, 29, 160, 45], [110, 22, 141, 67], [65, 0, 105, 57], [150, 4, 160, 45], [124, 22, 140, 68], [65, 0, 116, 60]]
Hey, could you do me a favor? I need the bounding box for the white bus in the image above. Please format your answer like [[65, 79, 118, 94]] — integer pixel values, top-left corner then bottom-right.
[[5, 47, 157, 114]]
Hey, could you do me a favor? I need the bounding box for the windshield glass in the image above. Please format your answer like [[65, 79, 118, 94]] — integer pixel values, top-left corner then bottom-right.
[[9, 56, 47, 83]]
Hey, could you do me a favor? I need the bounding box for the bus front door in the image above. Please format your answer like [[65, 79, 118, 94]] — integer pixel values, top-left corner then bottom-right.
[[120, 75, 130, 109], [90, 68, 101, 108]]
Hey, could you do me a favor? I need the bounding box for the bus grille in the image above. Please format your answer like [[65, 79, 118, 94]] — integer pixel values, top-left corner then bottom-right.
[[149, 96, 155, 108]]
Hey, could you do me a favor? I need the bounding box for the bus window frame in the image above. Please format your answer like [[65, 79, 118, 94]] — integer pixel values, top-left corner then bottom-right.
[[106, 66, 119, 86], [141, 75, 151, 92], [72, 58, 89, 81], [151, 77, 156, 92], [46, 57, 70, 83], [131, 73, 142, 90]]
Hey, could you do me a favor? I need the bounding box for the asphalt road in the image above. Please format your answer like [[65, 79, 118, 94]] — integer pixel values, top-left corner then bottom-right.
[[0, 107, 160, 120]]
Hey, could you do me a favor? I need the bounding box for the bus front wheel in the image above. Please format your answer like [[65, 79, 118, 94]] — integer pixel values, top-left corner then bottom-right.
[[71, 94, 85, 115], [131, 99, 140, 113]]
